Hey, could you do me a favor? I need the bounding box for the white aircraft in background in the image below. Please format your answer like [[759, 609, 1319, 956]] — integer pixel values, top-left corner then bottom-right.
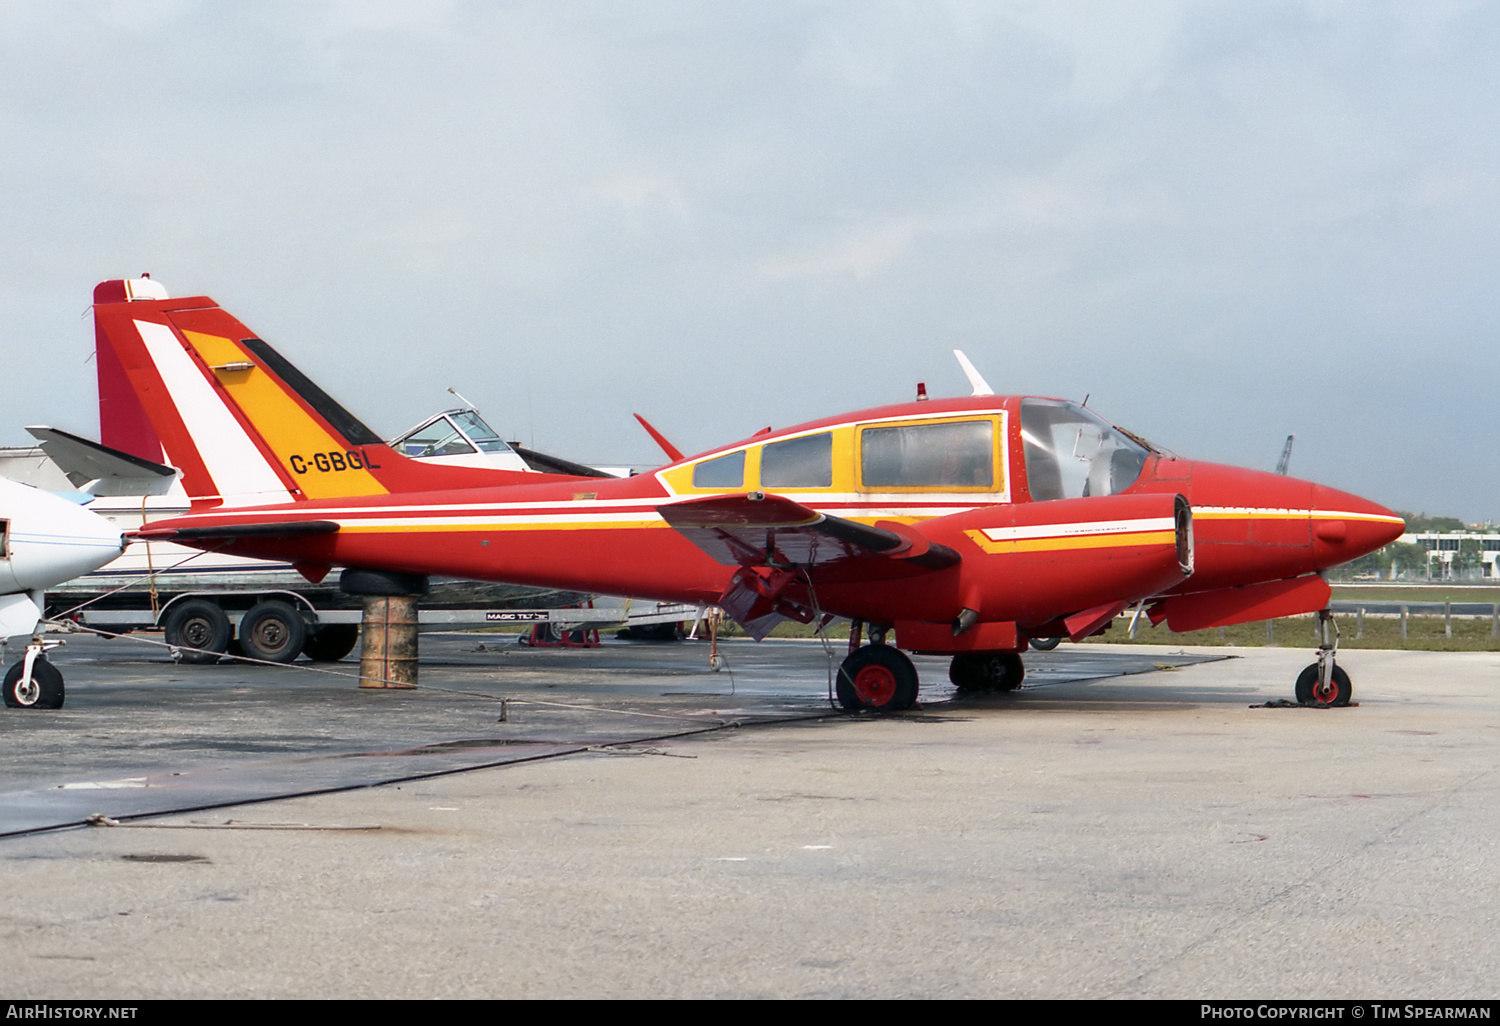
[[1, 476, 125, 708]]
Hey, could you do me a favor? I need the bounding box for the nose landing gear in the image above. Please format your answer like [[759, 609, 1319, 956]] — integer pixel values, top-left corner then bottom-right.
[[3, 637, 66, 709], [1295, 608, 1351, 707]]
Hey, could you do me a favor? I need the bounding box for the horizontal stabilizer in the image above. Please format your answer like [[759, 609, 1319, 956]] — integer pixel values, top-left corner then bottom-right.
[[133, 520, 340, 542], [26, 426, 178, 496]]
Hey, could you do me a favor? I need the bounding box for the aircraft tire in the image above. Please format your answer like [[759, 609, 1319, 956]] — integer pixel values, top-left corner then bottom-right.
[[163, 599, 231, 664], [4, 658, 65, 709], [949, 653, 986, 690], [994, 652, 1025, 691], [617, 622, 683, 642], [339, 568, 430, 597], [949, 652, 1024, 693], [836, 645, 918, 712], [1295, 663, 1351, 707], [1029, 636, 1062, 651], [302, 624, 360, 662], [238, 601, 307, 664]]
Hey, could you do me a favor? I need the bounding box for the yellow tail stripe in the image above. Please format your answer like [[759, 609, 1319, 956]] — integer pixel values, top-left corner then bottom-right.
[[181, 331, 389, 500]]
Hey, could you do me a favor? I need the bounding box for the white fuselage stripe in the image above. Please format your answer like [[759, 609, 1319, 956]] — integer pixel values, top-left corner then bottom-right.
[[979, 517, 1176, 542], [1196, 506, 1402, 523]]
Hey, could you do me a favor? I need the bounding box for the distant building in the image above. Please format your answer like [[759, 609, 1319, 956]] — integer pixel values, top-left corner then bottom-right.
[[1400, 531, 1500, 579]]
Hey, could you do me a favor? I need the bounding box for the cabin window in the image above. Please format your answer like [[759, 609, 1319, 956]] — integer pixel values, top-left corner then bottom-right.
[[761, 432, 833, 488], [861, 420, 994, 489], [692, 450, 746, 489], [1020, 399, 1147, 501], [400, 417, 477, 457]]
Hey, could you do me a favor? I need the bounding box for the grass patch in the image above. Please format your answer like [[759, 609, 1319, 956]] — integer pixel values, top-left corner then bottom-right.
[[741, 613, 1500, 651], [1332, 584, 1500, 604], [473, 607, 1500, 652], [1093, 612, 1500, 652]]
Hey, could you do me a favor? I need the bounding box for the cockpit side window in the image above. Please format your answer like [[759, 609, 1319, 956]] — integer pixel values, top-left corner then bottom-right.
[[450, 411, 515, 455], [860, 420, 995, 489], [692, 450, 746, 489], [1020, 399, 1147, 501], [0, 519, 7, 559], [761, 432, 833, 488]]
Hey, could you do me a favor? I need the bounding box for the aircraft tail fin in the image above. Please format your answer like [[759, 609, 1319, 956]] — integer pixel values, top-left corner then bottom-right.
[[91, 279, 552, 508]]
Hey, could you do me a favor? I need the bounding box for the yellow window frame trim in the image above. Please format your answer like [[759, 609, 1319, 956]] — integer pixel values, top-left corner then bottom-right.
[[855, 415, 1005, 494]]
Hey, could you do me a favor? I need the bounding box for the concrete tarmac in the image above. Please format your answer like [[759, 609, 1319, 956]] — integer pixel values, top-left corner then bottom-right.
[[1, 638, 1497, 999]]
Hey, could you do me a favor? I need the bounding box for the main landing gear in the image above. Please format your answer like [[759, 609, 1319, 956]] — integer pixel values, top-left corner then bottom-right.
[[835, 622, 919, 713], [1295, 608, 1351, 707], [948, 651, 1025, 692], [3, 637, 66, 710], [833, 621, 1032, 712]]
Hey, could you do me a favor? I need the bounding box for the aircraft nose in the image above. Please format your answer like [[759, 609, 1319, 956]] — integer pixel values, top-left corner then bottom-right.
[[13, 504, 125, 589], [1309, 484, 1406, 565]]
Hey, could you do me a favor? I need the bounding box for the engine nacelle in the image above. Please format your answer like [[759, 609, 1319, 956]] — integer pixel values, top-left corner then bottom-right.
[[820, 492, 1192, 641]]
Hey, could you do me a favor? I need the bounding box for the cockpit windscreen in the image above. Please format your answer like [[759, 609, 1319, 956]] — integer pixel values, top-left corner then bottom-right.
[[1020, 399, 1148, 501]]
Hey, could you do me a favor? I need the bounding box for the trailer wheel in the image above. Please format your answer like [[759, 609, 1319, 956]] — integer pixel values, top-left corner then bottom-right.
[[163, 600, 231, 664], [238, 601, 307, 664], [302, 624, 359, 662]]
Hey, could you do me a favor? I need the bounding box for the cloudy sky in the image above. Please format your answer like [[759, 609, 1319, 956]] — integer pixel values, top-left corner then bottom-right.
[[2, 1, 1495, 519]]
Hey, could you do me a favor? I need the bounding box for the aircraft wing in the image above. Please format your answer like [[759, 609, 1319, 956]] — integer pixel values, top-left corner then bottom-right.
[[657, 493, 959, 570]]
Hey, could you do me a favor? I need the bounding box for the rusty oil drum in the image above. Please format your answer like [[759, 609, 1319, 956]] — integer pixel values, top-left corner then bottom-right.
[[359, 594, 419, 688]]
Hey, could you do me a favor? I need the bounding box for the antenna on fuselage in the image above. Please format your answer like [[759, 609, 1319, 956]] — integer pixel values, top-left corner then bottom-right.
[[447, 386, 480, 412], [953, 350, 994, 397]]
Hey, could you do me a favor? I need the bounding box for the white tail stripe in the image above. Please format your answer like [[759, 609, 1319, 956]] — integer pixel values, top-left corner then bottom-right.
[[134, 320, 292, 507]]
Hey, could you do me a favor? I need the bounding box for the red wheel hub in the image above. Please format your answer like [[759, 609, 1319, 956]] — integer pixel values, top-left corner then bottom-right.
[[853, 664, 897, 706]]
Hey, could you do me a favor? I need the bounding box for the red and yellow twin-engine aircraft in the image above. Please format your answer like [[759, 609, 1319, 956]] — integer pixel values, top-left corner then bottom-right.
[[92, 278, 1404, 711]]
